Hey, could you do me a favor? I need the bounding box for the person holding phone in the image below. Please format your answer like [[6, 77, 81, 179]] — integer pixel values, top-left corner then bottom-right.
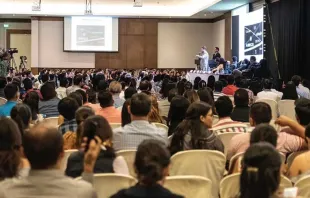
[[65, 115, 129, 178]]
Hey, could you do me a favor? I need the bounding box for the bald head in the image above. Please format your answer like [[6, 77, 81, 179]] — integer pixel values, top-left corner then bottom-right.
[[23, 123, 63, 170]]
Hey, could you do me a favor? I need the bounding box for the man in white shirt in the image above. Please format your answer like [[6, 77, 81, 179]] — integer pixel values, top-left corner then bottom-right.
[[66, 75, 83, 96], [257, 79, 281, 102], [292, 75, 310, 99], [56, 77, 68, 99], [196, 46, 209, 71]]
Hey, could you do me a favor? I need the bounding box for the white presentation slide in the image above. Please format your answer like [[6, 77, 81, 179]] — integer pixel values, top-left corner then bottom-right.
[[64, 16, 119, 52], [239, 8, 264, 60]]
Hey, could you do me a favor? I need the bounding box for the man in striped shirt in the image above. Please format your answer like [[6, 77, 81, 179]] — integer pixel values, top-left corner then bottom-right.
[[212, 96, 248, 134]]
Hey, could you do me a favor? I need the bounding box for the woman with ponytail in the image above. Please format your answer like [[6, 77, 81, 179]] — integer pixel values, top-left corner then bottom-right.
[[111, 139, 183, 198], [63, 106, 94, 150], [239, 142, 282, 198], [170, 102, 224, 155], [10, 103, 32, 136], [65, 115, 129, 178]]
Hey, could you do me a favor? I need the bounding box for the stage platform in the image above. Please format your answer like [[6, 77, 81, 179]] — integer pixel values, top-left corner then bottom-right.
[[188, 71, 229, 84]]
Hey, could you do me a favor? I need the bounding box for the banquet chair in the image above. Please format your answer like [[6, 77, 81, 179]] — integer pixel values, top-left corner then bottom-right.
[[220, 173, 292, 198], [43, 117, 59, 126], [287, 151, 307, 168], [76, 174, 137, 198], [0, 97, 7, 105], [278, 100, 297, 121], [295, 175, 310, 197], [154, 122, 169, 133], [60, 149, 78, 172], [170, 150, 226, 198], [110, 123, 122, 129], [216, 132, 243, 155], [255, 99, 278, 120], [116, 150, 137, 178], [164, 176, 212, 198]]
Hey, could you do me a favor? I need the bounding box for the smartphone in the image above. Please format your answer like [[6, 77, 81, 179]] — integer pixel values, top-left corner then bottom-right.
[[283, 187, 298, 198]]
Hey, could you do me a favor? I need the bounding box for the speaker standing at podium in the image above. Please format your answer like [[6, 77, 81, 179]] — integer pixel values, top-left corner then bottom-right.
[[196, 46, 209, 71]]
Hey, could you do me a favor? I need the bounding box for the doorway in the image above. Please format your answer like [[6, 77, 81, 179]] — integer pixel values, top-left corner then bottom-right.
[[6, 29, 31, 70]]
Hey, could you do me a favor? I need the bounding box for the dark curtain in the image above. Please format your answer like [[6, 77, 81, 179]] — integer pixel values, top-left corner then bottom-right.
[[266, 0, 310, 82]]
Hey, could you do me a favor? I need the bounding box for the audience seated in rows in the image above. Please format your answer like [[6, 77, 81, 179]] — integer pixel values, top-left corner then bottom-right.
[[58, 97, 79, 134], [227, 101, 307, 160], [167, 96, 190, 136], [222, 75, 238, 96], [239, 142, 282, 198], [0, 122, 100, 198], [230, 89, 250, 122], [282, 81, 299, 100], [95, 91, 121, 123], [10, 103, 32, 135], [113, 93, 168, 151], [111, 139, 183, 198], [170, 102, 224, 155], [39, 82, 60, 117], [66, 75, 83, 96], [0, 84, 19, 116], [66, 115, 129, 178], [63, 106, 95, 150], [256, 79, 281, 102], [292, 75, 310, 99], [109, 81, 125, 108], [212, 96, 248, 134]]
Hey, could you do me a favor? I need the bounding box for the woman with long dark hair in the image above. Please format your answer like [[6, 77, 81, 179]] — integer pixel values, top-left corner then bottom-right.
[[167, 96, 190, 136], [239, 142, 282, 198], [170, 102, 224, 155], [111, 139, 183, 198], [0, 117, 29, 180], [10, 104, 32, 136], [282, 82, 299, 100], [65, 115, 129, 178]]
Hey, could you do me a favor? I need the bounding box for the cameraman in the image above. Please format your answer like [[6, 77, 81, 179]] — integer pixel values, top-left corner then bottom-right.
[[0, 49, 10, 77]]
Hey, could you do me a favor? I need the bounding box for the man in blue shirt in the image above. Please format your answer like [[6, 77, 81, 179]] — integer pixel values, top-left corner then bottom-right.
[[0, 83, 19, 116]]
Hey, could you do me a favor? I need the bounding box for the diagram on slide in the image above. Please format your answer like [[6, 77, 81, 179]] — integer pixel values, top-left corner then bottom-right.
[[244, 22, 263, 56], [76, 25, 105, 46]]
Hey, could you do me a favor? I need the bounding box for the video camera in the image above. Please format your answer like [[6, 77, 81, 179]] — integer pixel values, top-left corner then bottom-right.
[[7, 48, 18, 55], [0, 48, 18, 60]]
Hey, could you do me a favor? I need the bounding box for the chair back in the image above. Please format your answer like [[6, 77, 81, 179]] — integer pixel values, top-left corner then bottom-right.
[[116, 150, 137, 178], [287, 151, 307, 168], [295, 175, 310, 197], [216, 132, 243, 155], [170, 150, 226, 198], [229, 152, 244, 172], [278, 100, 297, 121], [164, 176, 212, 198], [43, 117, 59, 126], [60, 149, 78, 172], [220, 173, 240, 198], [153, 122, 168, 133], [213, 115, 219, 125], [110, 123, 122, 129], [0, 97, 7, 105], [76, 173, 137, 198], [220, 173, 292, 198]]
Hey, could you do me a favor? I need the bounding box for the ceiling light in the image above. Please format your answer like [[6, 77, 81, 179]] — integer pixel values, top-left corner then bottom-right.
[[32, 0, 41, 11], [134, 0, 143, 7]]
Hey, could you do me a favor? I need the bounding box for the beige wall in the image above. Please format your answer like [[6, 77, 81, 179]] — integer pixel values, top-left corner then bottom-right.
[[10, 34, 31, 69], [0, 22, 31, 48], [158, 20, 225, 69], [35, 20, 95, 68], [212, 19, 225, 59]]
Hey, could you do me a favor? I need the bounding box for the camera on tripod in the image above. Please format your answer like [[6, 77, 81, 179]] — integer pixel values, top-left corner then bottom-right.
[[8, 48, 18, 55]]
